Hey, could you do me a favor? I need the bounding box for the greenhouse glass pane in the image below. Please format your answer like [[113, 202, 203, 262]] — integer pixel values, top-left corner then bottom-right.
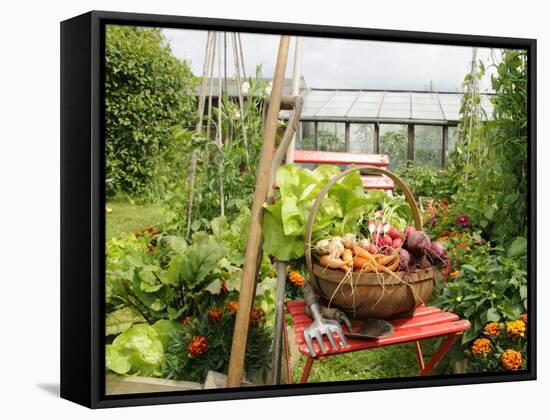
[[445, 126, 459, 163], [297, 121, 316, 150], [415, 125, 442, 168], [349, 123, 374, 153], [317, 122, 346, 152], [379, 124, 407, 170]]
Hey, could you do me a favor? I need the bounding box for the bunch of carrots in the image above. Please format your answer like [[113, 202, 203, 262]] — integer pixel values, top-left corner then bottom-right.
[[316, 233, 400, 275]]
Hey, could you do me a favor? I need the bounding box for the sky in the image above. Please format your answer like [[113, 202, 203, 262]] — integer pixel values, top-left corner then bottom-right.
[[162, 28, 497, 92]]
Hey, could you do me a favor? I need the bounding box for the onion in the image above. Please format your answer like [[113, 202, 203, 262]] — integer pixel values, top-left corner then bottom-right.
[[358, 238, 370, 249], [327, 240, 345, 258], [315, 239, 330, 255], [342, 233, 356, 249]]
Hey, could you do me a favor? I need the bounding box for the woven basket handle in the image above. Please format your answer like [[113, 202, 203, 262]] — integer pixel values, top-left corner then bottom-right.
[[305, 165, 423, 280]]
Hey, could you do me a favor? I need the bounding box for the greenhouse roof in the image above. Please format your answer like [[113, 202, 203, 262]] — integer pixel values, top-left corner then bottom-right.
[[294, 89, 494, 125]]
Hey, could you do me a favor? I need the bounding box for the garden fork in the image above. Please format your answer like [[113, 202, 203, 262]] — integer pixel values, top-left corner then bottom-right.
[[303, 283, 348, 357]]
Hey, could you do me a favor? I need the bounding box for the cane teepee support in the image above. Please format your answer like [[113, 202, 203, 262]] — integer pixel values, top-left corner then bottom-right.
[[227, 35, 291, 388]]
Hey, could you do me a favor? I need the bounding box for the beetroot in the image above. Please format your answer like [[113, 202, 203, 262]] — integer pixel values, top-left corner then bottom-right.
[[398, 248, 411, 271], [427, 241, 448, 266], [407, 230, 431, 258], [404, 226, 417, 240], [430, 241, 447, 258]]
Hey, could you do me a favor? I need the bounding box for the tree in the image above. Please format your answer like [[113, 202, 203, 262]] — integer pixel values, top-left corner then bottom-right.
[[105, 26, 196, 198]]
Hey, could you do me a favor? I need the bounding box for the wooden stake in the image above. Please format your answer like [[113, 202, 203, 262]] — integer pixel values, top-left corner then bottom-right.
[[226, 35, 291, 387]]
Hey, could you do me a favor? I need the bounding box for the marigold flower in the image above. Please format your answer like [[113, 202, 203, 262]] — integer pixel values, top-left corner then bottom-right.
[[219, 281, 228, 296], [458, 242, 468, 250], [225, 301, 239, 315], [187, 336, 208, 358], [520, 313, 528, 326], [501, 349, 523, 371], [483, 322, 500, 336], [207, 307, 223, 324], [450, 270, 461, 278], [289, 271, 305, 287], [471, 338, 491, 356], [251, 307, 266, 326], [456, 214, 471, 228], [506, 320, 526, 338], [180, 315, 193, 325]]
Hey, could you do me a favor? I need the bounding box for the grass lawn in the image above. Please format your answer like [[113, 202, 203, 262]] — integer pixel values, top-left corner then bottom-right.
[[290, 338, 453, 383], [106, 199, 166, 239]]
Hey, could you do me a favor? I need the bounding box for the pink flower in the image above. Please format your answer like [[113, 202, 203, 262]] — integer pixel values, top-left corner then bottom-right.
[[455, 214, 470, 228]]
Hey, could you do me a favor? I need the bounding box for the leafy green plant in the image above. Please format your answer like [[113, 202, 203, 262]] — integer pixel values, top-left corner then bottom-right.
[[105, 26, 196, 198], [106, 320, 182, 377], [432, 237, 527, 345]]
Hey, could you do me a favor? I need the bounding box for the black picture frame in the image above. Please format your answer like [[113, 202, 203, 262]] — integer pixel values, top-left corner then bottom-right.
[[60, 10, 537, 409]]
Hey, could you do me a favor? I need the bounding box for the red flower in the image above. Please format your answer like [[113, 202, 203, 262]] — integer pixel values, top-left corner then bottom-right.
[[251, 307, 266, 326], [180, 315, 193, 325], [187, 336, 208, 358], [219, 281, 228, 296], [207, 307, 223, 324]]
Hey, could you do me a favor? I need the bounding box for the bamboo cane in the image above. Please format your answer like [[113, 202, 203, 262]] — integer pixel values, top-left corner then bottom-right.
[[226, 35, 291, 387]]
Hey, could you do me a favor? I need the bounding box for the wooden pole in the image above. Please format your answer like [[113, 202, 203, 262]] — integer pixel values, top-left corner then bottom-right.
[[285, 36, 303, 163], [227, 35, 291, 387]]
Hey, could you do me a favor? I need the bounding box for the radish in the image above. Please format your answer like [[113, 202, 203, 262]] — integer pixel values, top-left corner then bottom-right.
[[382, 235, 393, 247], [388, 227, 402, 240], [367, 245, 378, 254], [392, 237, 403, 249]]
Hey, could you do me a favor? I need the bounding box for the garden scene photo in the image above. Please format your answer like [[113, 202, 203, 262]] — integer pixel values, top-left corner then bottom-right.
[[103, 25, 528, 394]]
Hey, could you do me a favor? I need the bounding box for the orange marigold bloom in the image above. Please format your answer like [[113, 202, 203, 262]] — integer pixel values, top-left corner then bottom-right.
[[289, 271, 305, 287], [225, 301, 239, 315], [458, 242, 468, 250], [501, 349, 523, 371], [471, 338, 491, 356], [506, 320, 526, 338], [180, 315, 193, 325], [187, 336, 208, 358], [450, 270, 461, 279], [207, 307, 223, 324], [483, 322, 500, 337], [520, 313, 528, 326], [251, 307, 266, 326]]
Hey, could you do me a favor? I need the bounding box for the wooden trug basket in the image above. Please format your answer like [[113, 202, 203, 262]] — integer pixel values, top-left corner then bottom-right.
[[305, 166, 434, 319]]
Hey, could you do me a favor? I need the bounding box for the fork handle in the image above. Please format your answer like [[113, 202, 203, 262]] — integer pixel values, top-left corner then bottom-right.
[[304, 282, 318, 307]]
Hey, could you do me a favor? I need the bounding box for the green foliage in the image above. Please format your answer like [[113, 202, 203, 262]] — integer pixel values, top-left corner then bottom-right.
[[379, 128, 407, 170], [161, 69, 269, 234], [106, 231, 232, 325], [395, 164, 457, 199], [448, 50, 527, 245], [106, 321, 182, 376], [163, 307, 272, 383], [432, 238, 527, 345], [105, 26, 196, 198]]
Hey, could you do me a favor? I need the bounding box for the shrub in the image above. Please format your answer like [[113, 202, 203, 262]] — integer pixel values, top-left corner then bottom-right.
[[105, 26, 196, 198]]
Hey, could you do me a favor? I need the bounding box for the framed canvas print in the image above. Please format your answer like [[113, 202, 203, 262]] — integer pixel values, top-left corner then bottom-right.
[[60, 10, 536, 408]]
